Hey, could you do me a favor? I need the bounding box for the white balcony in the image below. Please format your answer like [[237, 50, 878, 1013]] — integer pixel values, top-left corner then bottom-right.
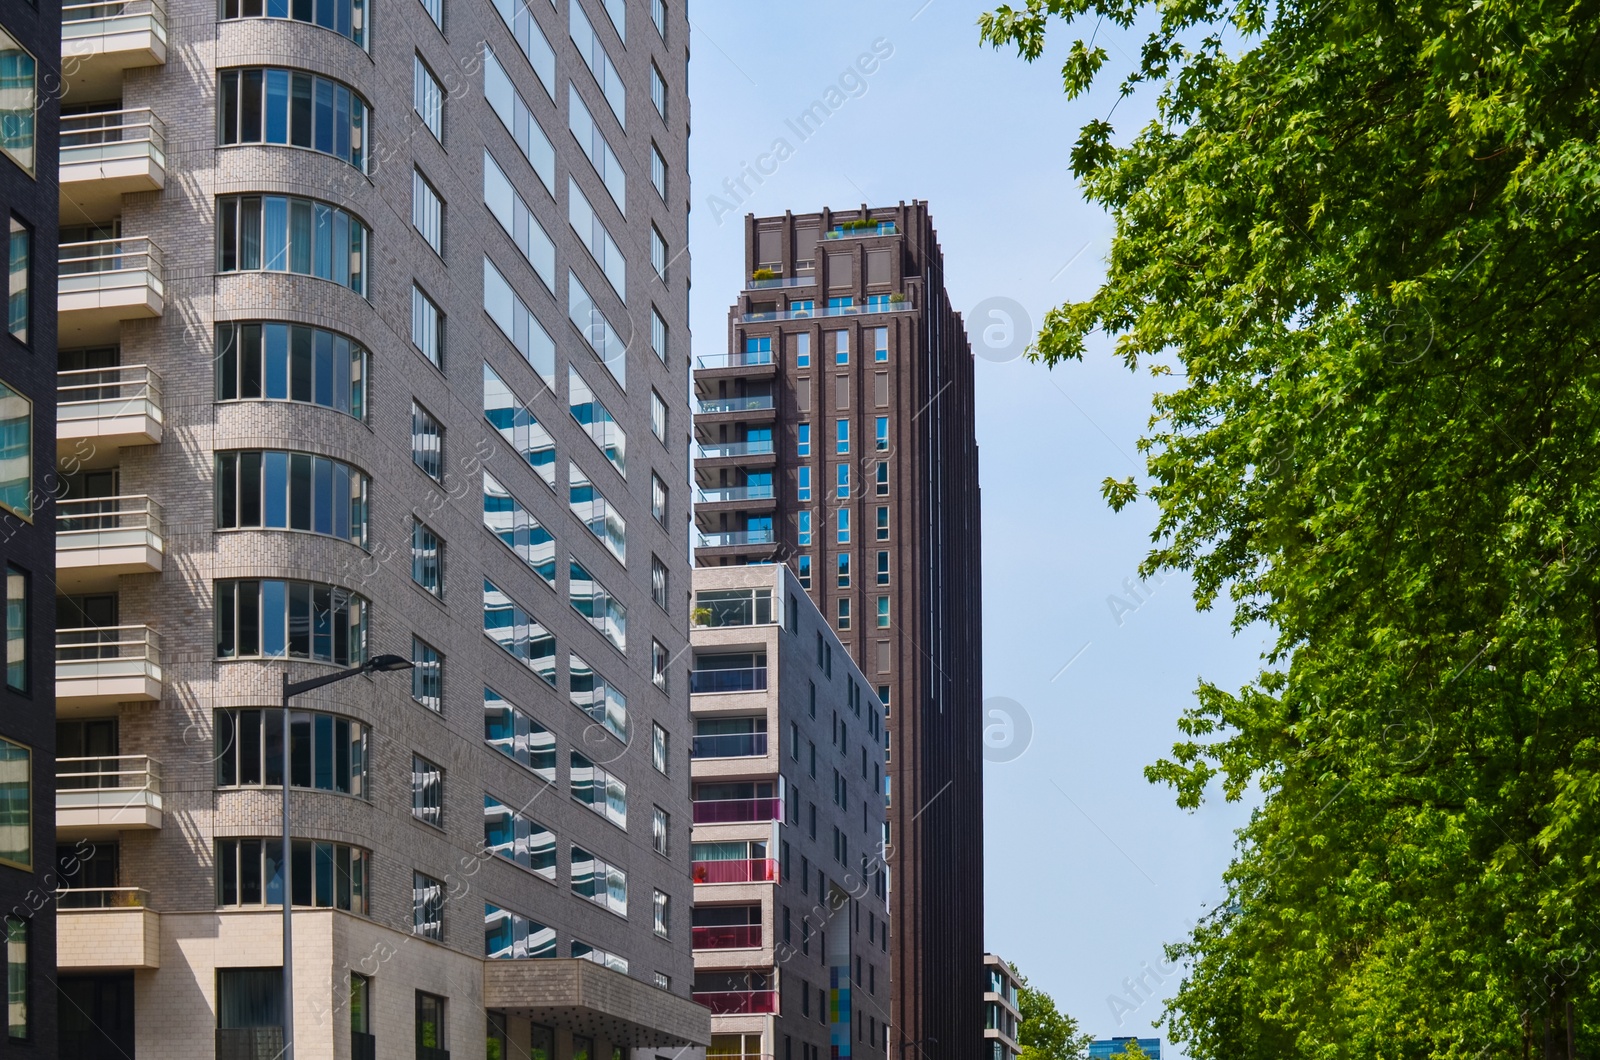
[[57, 364, 165, 457], [56, 755, 164, 832], [62, 0, 168, 101], [56, 495, 164, 589], [58, 238, 166, 345], [56, 625, 163, 710], [59, 109, 167, 222], [56, 890, 161, 970]]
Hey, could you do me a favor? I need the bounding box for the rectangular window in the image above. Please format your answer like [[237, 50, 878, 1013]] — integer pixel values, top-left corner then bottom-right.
[[485, 258, 557, 387], [650, 62, 667, 119], [6, 218, 28, 344], [652, 641, 669, 692], [836, 419, 849, 454], [484, 149, 556, 290], [568, 177, 626, 298], [483, 47, 555, 194], [651, 142, 667, 200], [571, 844, 628, 916], [411, 754, 442, 828], [651, 472, 668, 525], [797, 423, 811, 456], [876, 461, 889, 496], [485, 903, 556, 960], [652, 721, 669, 772], [838, 508, 851, 544], [483, 794, 556, 878], [874, 327, 888, 362], [651, 555, 669, 610], [411, 284, 443, 369], [651, 226, 667, 280], [653, 890, 670, 937], [488, 0, 555, 97], [482, 579, 557, 686], [0, 379, 30, 519], [797, 510, 812, 546], [570, 749, 628, 828], [797, 555, 812, 589], [798, 467, 812, 501], [4, 918, 23, 1040], [836, 464, 850, 499], [650, 390, 667, 442], [568, 270, 625, 386], [838, 599, 851, 630], [834, 330, 849, 365], [569, 365, 627, 474], [412, 169, 443, 255], [0, 34, 36, 176], [652, 806, 669, 855], [652, 0, 665, 38], [411, 637, 442, 711], [877, 597, 890, 628], [418, 0, 442, 29], [217, 968, 284, 1034], [876, 416, 889, 451], [651, 307, 668, 361], [484, 686, 556, 780], [411, 520, 443, 597], [570, 2, 626, 127], [877, 506, 890, 541], [790, 722, 801, 761], [877, 550, 890, 586], [413, 56, 443, 141], [837, 553, 850, 589], [411, 402, 443, 480], [416, 992, 445, 1051], [4, 568, 23, 693], [796, 332, 811, 368]]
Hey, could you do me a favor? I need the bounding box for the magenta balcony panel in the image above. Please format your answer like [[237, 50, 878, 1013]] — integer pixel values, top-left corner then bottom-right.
[[692, 859, 778, 885], [692, 925, 762, 950], [692, 798, 780, 824], [693, 990, 778, 1015]]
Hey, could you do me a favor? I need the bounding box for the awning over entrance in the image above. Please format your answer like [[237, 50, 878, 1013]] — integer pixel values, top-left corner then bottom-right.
[[483, 959, 713, 1048]]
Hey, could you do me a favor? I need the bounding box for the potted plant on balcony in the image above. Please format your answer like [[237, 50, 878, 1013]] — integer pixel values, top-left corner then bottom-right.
[[889, 292, 906, 304], [752, 267, 777, 281], [692, 606, 712, 627]]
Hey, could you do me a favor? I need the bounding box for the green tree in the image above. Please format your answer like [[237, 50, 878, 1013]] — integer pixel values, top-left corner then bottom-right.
[[980, 2, 1600, 1058], [1014, 965, 1092, 1060]]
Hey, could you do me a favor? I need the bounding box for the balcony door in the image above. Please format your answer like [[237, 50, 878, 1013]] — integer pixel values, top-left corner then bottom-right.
[[57, 717, 118, 789], [58, 973, 135, 1059]]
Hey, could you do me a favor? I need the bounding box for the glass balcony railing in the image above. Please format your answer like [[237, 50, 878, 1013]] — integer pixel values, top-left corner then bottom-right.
[[63, 0, 168, 48], [57, 755, 164, 830], [692, 589, 774, 627], [746, 273, 815, 290], [56, 625, 163, 702], [691, 797, 781, 824], [57, 495, 165, 569], [742, 299, 911, 323], [697, 350, 775, 369], [696, 440, 774, 460], [692, 859, 778, 884], [60, 108, 167, 173], [57, 364, 165, 449], [58, 237, 166, 317], [690, 667, 768, 694], [693, 990, 779, 1015], [698, 395, 775, 415], [692, 732, 769, 758], [696, 484, 774, 504], [692, 925, 763, 950], [824, 221, 899, 239], [696, 530, 775, 549], [56, 886, 149, 910]]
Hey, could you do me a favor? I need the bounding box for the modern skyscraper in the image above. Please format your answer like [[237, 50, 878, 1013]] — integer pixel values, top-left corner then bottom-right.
[[687, 565, 890, 1060], [49, 0, 704, 1056], [693, 203, 985, 1060], [0, 1, 59, 1052]]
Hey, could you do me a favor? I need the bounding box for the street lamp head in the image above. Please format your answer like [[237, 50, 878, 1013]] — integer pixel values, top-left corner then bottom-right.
[[366, 654, 415, 673]]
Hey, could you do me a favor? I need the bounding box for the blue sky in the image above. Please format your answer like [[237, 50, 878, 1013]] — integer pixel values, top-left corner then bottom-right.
[[685, 2, 1267, 1053]]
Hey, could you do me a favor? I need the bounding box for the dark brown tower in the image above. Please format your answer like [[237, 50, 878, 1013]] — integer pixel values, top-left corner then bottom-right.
[[694, 202, 984, 1060]]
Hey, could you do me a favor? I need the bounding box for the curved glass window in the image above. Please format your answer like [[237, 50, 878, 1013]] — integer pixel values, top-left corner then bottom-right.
[[215, 322, 366, 419], [215, 579, 367, 665], [217, 195, 368, 297], [219, 69, 369, 171], [215, 838, 369, 913], [219, 0, 367, 50], [214, 708, 368, 795], [216, 450, 368, 546]]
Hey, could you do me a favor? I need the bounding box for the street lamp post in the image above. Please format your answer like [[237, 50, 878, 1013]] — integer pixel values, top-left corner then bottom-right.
[[280, 653, 412, 1060]]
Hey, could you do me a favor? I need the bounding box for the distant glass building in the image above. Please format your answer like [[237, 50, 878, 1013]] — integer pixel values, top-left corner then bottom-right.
[[982, 954, 1020, 1060], [1089, 1037, 1162, 1059]]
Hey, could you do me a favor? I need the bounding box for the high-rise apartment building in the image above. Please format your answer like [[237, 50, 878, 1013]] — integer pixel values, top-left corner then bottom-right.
[[687, 566, 889, 1060], [693, 203, 984, 1060], [982, 954, 1020, 1060], [48, 0, 705, 1056], [0, 1, 59, 1052]]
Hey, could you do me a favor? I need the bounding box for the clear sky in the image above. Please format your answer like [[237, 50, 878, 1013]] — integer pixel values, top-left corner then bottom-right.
[[685, 3, 1268, 1054]]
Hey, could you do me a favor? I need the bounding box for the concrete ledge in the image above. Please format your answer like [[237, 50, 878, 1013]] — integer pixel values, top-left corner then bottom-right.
[[483, 958, 711, 1048], [58, 907, 161, 970]]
